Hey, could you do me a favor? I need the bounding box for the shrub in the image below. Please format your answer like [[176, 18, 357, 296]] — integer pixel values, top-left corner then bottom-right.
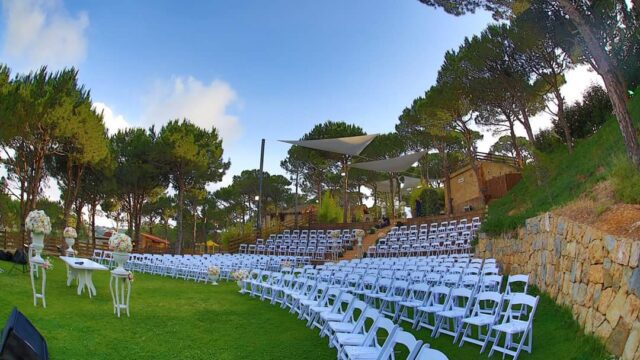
[[533, 128, 563, 153], [553, 84, 612, 142], [408, 186, 444, 217], [611, 155, 640, 204], [317, 192, 343, 223]]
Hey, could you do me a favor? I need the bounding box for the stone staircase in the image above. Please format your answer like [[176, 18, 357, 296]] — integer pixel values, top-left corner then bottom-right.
[[340, 225, 392, 260]]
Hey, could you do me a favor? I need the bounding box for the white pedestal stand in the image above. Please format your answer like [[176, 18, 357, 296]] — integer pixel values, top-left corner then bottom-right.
[[109, 271, 131, 317], [30, 260, 46, 308]]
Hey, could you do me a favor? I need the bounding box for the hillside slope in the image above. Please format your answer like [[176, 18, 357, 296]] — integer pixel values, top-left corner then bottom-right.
[[483, 91, 640, 236]]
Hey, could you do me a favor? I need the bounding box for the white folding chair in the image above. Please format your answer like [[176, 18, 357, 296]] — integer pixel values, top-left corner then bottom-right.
[[458, 291, 504, 349], [487, 294, 539, 360], [433, 288, 473, 339]]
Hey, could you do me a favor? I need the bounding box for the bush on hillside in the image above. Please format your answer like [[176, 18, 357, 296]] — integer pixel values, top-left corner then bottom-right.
[[553, 84, 612, 143], [408, 186, 444, 217], [317, 192, 343, 223], [611, 155, 640, 204], [533, 129, 563, 153]]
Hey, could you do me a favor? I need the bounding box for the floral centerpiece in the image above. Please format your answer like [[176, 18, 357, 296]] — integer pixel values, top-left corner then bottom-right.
[[330, 230, 341, 239], [354, 229, 365, 246], [208, 266, 220, 285], [231, 269, 249, 290], [281, 260, 292, 269], [63, 227, 77, 254], [109, 232, 132, 275], [25, 210, 51, 263]]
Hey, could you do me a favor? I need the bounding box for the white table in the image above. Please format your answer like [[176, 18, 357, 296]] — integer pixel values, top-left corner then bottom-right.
[[60, 256, 108, 298]]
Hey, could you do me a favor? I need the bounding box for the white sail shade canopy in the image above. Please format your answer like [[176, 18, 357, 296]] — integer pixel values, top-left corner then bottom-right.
[[351, 151, 427, 173], [279, 134, 378, 156], [372, 176, 422, 193]]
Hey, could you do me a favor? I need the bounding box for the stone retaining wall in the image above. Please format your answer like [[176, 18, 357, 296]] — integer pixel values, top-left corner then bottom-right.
[[476, 213, 640, 359]]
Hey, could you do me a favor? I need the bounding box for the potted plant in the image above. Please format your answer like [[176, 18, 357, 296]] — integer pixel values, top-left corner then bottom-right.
[[25, 210, 52, 264], [63, 227, 77, 254], [208, 266, 221, 285], [231, 269, 249, 291], [109, 233, 133, 275]]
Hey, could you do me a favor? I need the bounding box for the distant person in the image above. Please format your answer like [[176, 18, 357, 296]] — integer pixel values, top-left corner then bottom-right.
[[415, 199, 423, 217]]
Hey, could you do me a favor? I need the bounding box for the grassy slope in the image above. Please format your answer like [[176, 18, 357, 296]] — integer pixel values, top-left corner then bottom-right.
[[482, 93, 640, 235], [0, 259, 607, 359]]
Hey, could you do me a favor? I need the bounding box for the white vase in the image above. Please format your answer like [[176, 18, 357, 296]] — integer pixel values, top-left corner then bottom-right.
[[65, 237, 75, 254], [209, 274, 219, 285], [112, 252, 129, 275], [30, 232, 45, 264]]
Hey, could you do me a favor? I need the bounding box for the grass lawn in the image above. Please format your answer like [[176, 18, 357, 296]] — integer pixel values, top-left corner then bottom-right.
[[0, 259, 608, 359]]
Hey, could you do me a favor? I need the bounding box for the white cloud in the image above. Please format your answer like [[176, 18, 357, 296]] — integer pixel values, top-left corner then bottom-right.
[[1, 0, 89, 70], [143, 76, 242, 141], [93, 102, 130, 135]]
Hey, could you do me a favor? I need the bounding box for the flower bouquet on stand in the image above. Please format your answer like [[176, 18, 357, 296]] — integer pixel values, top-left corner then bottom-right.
[[109, 233, 133, 275], [231, 269, 249, 292], [63, 227, 78, 255], [25, 210, 52, 264], [354, 229, 365, 259], [208, 266, 220, 285]]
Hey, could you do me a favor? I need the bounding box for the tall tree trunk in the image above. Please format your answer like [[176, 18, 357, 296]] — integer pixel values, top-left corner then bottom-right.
[[508, 121, 524, 168], [176, 182, 184, 255], [164, 218, 169, 241], [554, 89, 573, 153], [90, 199, 96, 249], [193, 208, 197, 247], [75, 201, 83, 238], [439, 144, 453, 215], [342, 157, 349, 224], [558, 0, 640, 167], [389, 175, 396, 219]]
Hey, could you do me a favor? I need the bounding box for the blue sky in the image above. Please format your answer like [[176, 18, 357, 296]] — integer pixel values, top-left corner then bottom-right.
[[0, 0, 496, 185], [0, 0, 599, 195]]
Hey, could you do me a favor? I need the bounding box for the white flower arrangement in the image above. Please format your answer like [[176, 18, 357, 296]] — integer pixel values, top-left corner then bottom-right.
[[63, 227, 77, 238], [208, 266, 220, 276], [109, 233, 133, 253], [330, 230, 341, 239], [354, 229, 365, 238], [25, 210, 51, 235], [281, 261, 292, 268], [231, 269, 249, 281]]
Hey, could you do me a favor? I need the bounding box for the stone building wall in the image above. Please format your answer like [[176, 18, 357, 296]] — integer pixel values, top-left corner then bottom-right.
[[476, 213, 640, 359]]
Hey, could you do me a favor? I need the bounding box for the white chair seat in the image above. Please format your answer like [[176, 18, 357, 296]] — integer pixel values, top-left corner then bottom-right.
[[310, 305, 331, 313], [328, 321, 356, 333], [492, 319, 528, 334], [335, 333, 367, 346], [417, 305, 444, 313], [320, 312, 344, 322], [300, 299, 319, 306], [342, 345, 381, 359], [462, 314, 495, 326], [437, 309, 465, 318], [399, 300, 422, 307]]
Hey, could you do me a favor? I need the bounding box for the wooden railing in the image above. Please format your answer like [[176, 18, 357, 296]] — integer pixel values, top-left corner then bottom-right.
[[392, 210, 486, 227]]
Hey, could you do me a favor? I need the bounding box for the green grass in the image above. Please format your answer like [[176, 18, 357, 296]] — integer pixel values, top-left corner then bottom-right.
[[0, 259, 609, 359], [482, 91, 640, 235]]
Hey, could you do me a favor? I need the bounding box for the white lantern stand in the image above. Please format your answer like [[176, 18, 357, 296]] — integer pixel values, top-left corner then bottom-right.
[[109, 271, 131, 317], [357, 236, 363, 259], [29, 258, 47, 308]]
